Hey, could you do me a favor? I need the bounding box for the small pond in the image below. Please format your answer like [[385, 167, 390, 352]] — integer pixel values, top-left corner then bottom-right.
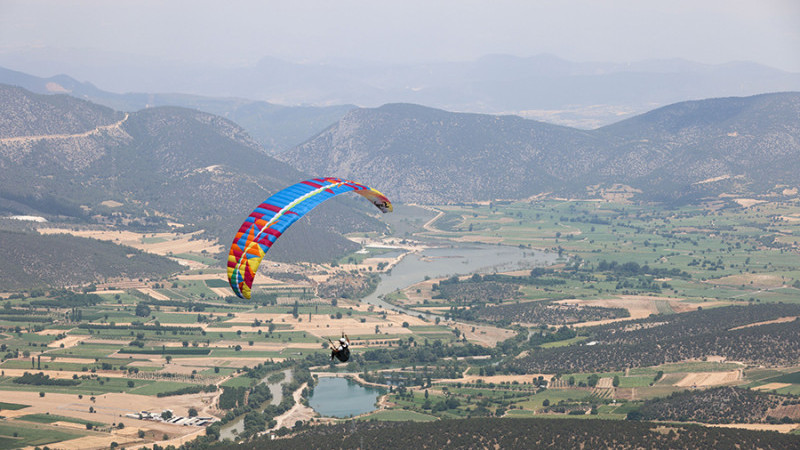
[[308, 377, 386, 418]]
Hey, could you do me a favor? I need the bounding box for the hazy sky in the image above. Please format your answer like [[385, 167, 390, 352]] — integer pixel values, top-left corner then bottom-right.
[[2, 0, 799, 71]]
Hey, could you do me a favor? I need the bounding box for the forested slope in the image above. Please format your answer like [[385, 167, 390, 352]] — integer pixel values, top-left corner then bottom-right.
[[214, 418, 800, 450]]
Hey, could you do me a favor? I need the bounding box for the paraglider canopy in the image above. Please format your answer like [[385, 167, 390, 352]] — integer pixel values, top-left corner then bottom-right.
[[227, 177, 392, 299]]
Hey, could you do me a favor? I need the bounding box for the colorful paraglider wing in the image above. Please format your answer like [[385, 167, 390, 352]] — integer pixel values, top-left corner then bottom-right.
[[227, 177, 392, 299]]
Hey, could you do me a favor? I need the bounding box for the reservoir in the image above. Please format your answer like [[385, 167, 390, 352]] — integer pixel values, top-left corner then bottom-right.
[[363, 243, 558, 316], [308, 377, 385, 418]]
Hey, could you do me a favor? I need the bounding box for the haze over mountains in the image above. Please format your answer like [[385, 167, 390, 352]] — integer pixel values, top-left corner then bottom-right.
[[3, 53, 800, 128]]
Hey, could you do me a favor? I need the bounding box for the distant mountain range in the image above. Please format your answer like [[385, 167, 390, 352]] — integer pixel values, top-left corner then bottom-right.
[[0, 84, 385, 263], [0, 66, 354, 154], [3, 80, 799, 234], [280, 93, 800, 203], [2, 53, 799, 128]]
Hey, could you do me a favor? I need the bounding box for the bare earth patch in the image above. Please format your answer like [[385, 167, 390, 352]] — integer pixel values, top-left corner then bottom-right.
[[39, 431, 143, 450], [556, 296, 719, 328], [209, 287, 232, 297], [767, 403, 800, 419], [451, 321, 515, 347], [47, 334, 89, 348], [38, 228, 222, 264], [729, 316, 799, 331], [668, 301, 706, 314], [712, 273, 785, 289], [176, 272, 227, 281], [269, 382, 316, 430], [47, 330, 91, 348], [558, 296, 658, 321], [434, 374, 553, 386], [226, 308, 428, 340], [0, 390, 214, 444], [451, 235, 505, 244], [733, 198, 766, 208], [673, 370, 741, 387], [137, 287, 170, 301], [708, 423, 799, 433], [0, 367, 130, 380]]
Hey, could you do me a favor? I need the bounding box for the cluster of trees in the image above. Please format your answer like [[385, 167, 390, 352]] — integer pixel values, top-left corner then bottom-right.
[[0, 314, 52, 322], [13, 371, 80, 386], [595, 260, 689, 279], [451, 300, 628, 326], [316, 272, 380, 299], [119, 347, 210, 356], [634, 387, 796, 424], [433, 277, 523, 305], [156, 384, 216, 398], [508, 304, 800, 373], [354, 339, 490, 369], [80, 323, 202, 332], [220, 418, 800, 450], [30, 291, 102, 308], [0, 229, 182, 290]]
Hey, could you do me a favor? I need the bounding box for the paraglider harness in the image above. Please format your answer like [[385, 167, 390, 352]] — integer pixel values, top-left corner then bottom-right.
[[329, 335, 351, 363]]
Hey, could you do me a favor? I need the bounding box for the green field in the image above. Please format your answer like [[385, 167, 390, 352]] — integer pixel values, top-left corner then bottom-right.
[[617, 376, 656, 388], [628, 362, 743, 375], [0, 375, 156, 395], [764, 370, 800, 384], [0, 422, 85, 449], [221, 375, 258, 388], [125, 380, 199, 396], [19, 413, 105, 427], [0, 402, 28, 411]]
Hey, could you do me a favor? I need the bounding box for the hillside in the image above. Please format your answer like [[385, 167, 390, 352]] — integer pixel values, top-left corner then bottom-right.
[[281, 103, 603, 203], [507, 304, 800, 373], [0, 85, 385, 265], [281, 93, 800, 203], [597, 93, 800, 199], [0, 229, 183, 290], [635, 387, 794, 424], [218, 417, 800, 450], [0, 83, 124, 138], [0, 66, 355, 153]]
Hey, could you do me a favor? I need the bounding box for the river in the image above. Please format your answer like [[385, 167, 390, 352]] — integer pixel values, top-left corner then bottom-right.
[[218, 368, 292, 441]]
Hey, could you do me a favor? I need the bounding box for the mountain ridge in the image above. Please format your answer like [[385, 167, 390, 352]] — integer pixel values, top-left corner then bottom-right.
[[3, 52, 800, 128], [281, 92, 800, 203], [0, 66, 355, 153]]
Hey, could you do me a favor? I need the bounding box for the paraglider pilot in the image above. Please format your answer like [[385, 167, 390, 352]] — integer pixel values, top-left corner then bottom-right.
[[329, 332, 351, 362]]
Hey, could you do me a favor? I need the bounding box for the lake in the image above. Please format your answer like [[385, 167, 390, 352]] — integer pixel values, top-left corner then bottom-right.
[[308, 377, 385, 418], [363, 243, 557, 317]]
